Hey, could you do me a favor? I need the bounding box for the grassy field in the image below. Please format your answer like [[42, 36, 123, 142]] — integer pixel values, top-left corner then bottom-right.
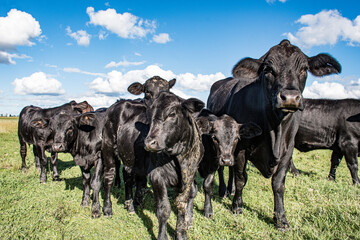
[[0, 117, 359, 239]]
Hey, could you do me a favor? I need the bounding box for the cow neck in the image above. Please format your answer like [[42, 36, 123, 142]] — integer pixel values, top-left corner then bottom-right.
[[260, 74, 291, 164]]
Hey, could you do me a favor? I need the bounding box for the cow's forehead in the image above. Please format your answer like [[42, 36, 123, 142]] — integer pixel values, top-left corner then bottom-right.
[[151, 93, 181, 114], [265, 43, 307, 64], [144, 76, 168, 89]]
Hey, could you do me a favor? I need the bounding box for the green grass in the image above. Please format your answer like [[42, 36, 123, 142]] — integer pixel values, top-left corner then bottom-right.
[[0, 117, 359, 239]]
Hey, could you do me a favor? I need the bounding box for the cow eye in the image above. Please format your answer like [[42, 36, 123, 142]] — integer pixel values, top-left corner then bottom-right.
[[167, 112, 176, 118]]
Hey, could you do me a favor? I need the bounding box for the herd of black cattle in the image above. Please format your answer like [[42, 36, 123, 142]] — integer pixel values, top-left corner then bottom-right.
[[17, 40, 359, 239]]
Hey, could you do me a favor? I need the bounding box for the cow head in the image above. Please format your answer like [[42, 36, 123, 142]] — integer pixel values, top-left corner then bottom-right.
[[232, 39, 341, 113], [144, 92, 204, 155], [197, 112, 262, 166], [128, 76, 176, 105]]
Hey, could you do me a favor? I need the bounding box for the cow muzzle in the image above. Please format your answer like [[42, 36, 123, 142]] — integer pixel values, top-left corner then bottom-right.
[[276, 90, 303, 112], [219, 157, 233, 166], [52, 143, 66, 152], [144, 137, 162, 152]]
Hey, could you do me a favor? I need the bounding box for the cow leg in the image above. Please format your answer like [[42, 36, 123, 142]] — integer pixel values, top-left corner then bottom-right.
[[51, 152, 60, 181], [152, 178, 170, 240], [328, 151, 343, 181], [123, 166, 135, 213], [36, 145, 48, 184], [80, 166, 91, 207], [185, 181, 198, 229], [33, 146, 40, 171], [217, 166, 227, 198], [343, 147, 360, 184], [134, 174, 147, 211], [102, 154, 115, 217], [227, 166, 235, 195], [203, 172, 215, 218], [91, 157, 103, 218], [114, 159, 121, 188], [232, 150, 247, 214], [289, 157, 300, 176], [272, 158, 290, 231], [20, 138, 27, 172]]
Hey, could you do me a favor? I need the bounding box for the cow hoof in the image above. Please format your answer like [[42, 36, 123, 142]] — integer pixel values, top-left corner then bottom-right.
[[103, 207, 113, 217], [53, 176, 61, 181], [204, 212, 213, 218], [328, 175, 336, 181], [91, 204, 101, 218], [125, 200, 135, 214], [21, 167, 27, 173], [232, 207, 243, 215], [274, 213, 290, 231], [291, 170, 300, 177], [81, 200, 90, 207]]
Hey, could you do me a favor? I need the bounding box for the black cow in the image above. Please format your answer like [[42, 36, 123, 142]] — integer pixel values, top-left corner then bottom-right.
[[196, 109, 262, 218], [128, 75, 176, 106], [18, 101, 93, 183], [144, 92, 204, 240], [49, 108, 107, 217], [289, 98, 360, 184], [207, 39, 341, 230], [101, 100, 150, 216]]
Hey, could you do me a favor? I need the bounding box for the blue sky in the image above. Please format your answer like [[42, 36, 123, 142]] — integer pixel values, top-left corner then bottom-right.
[[1, 0, 360, 115]]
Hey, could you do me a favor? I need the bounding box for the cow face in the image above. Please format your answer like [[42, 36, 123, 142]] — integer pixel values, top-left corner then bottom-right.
[[128, 76, 176, 106], [198, 114, 262, 166], [50, 113, 80, 152], [144, 92, 204, 155], [232, 39, 341, 113]]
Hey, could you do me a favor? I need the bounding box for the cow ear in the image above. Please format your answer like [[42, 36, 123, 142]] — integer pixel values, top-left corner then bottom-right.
[[128, 82, 144, 95], [73, 101, 94, 113], [168, 78, 176, 89], [196, 117, 213, 134], [30, 118, 49, 129], [182, 98, 205, 113], [308, 54, 341, 76], [232, 57, 262, 79], [78, 113, 96, 132], [239, 122, 262, 139]]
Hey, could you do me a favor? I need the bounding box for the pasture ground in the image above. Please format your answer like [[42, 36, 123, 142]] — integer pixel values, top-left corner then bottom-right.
[[0, 117, 359, 239]]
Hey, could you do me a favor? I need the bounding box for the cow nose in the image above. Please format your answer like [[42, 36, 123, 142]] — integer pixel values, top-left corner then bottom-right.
[[52, 143, 65, 152], [277, 90, 302, 112], [220, 158, 233, 166], [144, 137, 160, 152]]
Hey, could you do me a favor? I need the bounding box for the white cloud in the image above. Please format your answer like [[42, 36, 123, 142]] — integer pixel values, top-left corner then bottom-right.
[[266, 0, 287, 3], [303, 79, 360, 99], [63, 67, 106, 77], [177, 72, 226, 91], [152, 33, 171, 44], [134, 52, 142, 56], [66, 26, 91, 46], [12, 72, 65, 95], [87, 7, 156, 39], [98, 30, 108, 40], [72, 93, 120, 110], [0, 51, 32, 64], [88, 64, 225, 95], [105, 59, 146, 68], [285, 10, 360, 48], [0, 9, 41, 50]]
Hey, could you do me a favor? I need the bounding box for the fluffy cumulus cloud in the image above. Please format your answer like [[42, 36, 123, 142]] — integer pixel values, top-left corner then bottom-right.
[[105, 59, 146, 68], [88, 64, 225, 95], [152, 33, 171, 44], [285, 10, 360, 48], [66, 26, 91, 46], [87, 7, 156, 39], [12, 72, 65, 95], [303, 78, 360, 99], [0, 9, 42, 64]]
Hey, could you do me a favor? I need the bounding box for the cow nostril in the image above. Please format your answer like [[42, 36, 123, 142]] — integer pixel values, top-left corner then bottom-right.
[[280, 94, 287, 102], [295, 95, 301, 102]]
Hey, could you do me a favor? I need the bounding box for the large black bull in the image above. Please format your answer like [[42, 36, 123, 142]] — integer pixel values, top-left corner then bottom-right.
[[290, 98, 360, 184], [18, 101, 93, 183], [207, 39, 341, 229]]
